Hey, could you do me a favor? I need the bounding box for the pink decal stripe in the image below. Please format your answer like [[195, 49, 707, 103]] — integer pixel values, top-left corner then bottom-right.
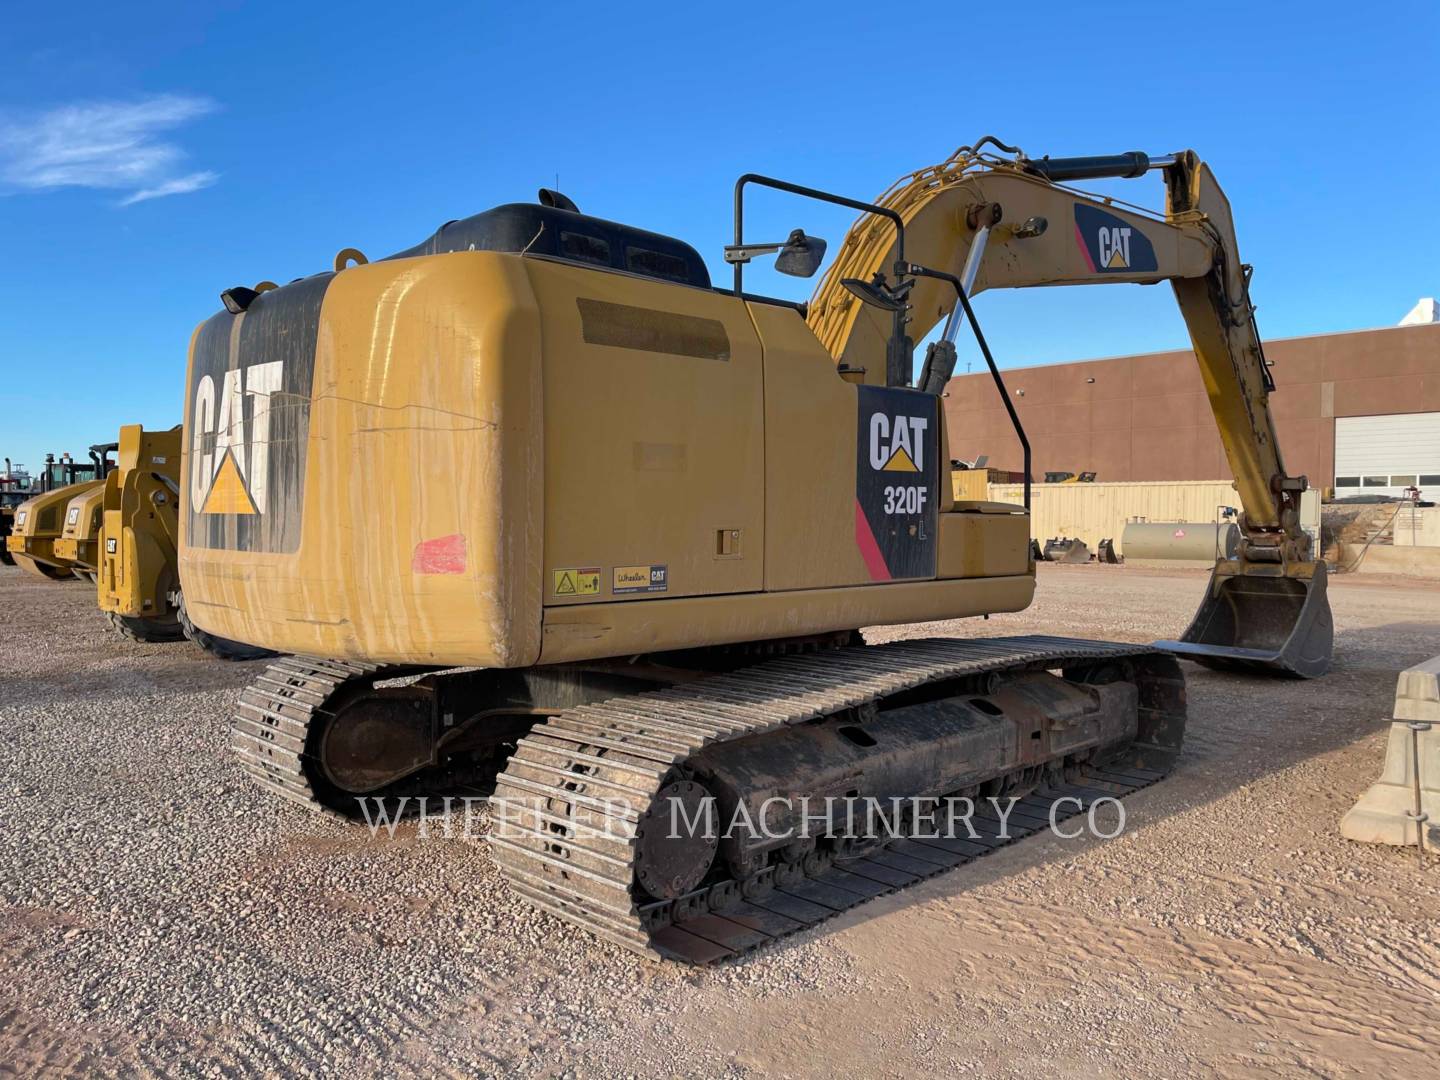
[[1074, 223, 1096, 273], [854, 499, 892, 581], [412, 533, 467, 575]]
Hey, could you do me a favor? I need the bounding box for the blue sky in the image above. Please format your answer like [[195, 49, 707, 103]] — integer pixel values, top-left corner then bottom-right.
[[2, 2, 1436, 470]]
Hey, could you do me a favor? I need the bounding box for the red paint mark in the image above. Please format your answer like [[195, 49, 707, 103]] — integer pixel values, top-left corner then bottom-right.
[[854, 499, 892, 581], [412, 533, 467, 575], [1074, 223, 1096, 273]]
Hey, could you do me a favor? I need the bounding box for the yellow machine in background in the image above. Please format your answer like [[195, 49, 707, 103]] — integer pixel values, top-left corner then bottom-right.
[[3, 426, 272, 659], [7, 481, 102, 580], [183, 142, 1330, 962], [6, 447, 115, 580], [99, 425, 274, 659], [97, 426, 187, 641], [1, 459, 37, 567], [53, 483, 109, 581]]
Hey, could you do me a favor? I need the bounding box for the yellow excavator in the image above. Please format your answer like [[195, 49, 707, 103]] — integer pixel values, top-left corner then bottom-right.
[[185, 140, 1331, 962]]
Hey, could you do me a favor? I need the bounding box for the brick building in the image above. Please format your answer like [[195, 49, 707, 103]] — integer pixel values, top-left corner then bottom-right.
[[942, 315, 1440, 498]]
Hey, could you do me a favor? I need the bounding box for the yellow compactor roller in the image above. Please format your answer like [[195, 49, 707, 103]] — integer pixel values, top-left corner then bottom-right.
[[186, 141, 1331, 961]]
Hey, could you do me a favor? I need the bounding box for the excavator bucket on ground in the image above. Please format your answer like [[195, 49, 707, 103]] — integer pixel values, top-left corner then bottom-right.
[[1156, 561, 1332, 678], [1043, 537, 1091, 563]]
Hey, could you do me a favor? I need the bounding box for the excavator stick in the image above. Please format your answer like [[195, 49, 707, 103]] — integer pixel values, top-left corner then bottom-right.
[[1157, 561, 1332, 678]]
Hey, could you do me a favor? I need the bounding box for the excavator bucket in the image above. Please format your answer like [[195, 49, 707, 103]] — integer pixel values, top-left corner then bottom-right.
[[1156, 561, 1333, 678], [1043, 537, 1091, 563]]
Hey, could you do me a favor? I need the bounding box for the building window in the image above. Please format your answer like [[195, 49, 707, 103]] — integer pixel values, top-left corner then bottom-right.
[[1334, 476, 1360, 487], [1362, 476, 1388, 487], [1419, 474, 1440, 486], [1390, 475, 1418, 487]]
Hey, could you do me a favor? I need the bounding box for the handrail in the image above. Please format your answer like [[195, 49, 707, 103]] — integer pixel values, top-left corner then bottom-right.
[[733, 174, 913, 388], [905, 263, 1031, 511]]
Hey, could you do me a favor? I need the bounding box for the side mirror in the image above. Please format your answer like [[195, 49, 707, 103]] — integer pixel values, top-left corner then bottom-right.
[[840, 276, 906, 312], [723, 227, 827, 277], [774, 229, 827, 278]]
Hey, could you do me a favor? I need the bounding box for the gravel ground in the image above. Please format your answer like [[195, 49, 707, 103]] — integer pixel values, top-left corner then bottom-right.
[[2, 562, 1438, 1078]]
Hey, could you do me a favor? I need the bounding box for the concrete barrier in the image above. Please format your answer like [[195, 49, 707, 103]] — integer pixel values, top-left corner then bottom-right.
[[1341, 655, 1440, 849], [1336, 543, 1440, 578], [1394, 506, 1440, 547]]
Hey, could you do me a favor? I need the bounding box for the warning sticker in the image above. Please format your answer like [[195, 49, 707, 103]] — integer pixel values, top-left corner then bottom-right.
[[66, 507, 80, 526], [613, 564, 668, 594], [553, 567, 600, 596]]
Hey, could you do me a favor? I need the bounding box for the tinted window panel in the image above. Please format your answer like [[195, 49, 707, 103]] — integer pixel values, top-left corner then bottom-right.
[[627, 247, 690, 283], [561, 231, 610, 266]]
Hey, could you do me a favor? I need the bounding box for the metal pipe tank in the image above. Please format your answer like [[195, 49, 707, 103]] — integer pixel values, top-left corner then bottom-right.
[[1121, 521, 1239, 561]]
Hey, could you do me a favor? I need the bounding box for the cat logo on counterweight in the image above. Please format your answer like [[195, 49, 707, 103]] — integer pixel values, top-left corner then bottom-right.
[[185, 271, 328, 555], [192, 361, 284, 516]]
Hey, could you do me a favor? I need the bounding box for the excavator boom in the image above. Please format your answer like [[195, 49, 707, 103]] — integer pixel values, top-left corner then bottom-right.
[[806, 141, 1332, 677]]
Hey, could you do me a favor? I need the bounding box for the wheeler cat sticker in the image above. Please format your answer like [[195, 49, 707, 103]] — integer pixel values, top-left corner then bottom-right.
[[855, 386, 938, 580]]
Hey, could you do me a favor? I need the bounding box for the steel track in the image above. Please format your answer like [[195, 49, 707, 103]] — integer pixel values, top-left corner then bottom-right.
[[489, 635, 1183, 962], [229, 636, 1184, 963], [230, 654, 383, 812]]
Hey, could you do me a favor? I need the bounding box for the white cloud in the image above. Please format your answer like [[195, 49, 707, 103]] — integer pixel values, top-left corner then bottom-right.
[[119, 170, 219, 206], [0, 93, 218, 206]]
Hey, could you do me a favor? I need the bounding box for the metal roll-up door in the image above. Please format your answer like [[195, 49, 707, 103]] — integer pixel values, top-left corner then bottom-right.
[[1333, 412, 1440, 498]]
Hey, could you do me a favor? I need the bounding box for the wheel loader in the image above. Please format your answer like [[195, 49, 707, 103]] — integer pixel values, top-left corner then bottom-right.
[[52, 449, 118, 584], [186, 140, 1332, 962], [97, 424, 274, 659], [4, 428, 271, 658], [7, 447, 114, 580]]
